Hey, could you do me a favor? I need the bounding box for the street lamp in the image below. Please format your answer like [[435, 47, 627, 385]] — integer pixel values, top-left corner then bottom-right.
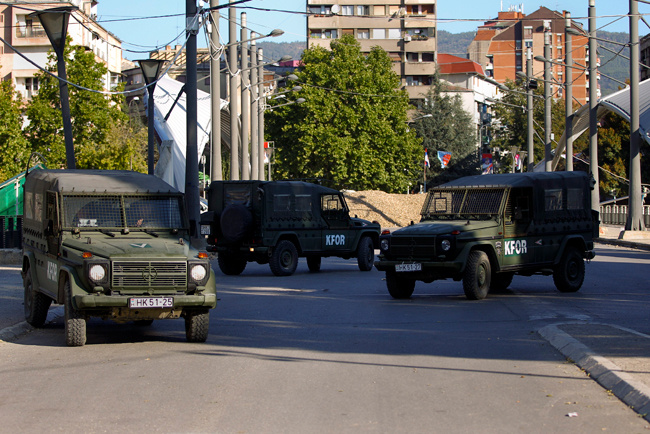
[[30, 6, 76, 169], [137, 58, 166, 175]]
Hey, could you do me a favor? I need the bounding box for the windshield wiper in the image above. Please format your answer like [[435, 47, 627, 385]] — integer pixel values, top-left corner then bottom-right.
[[99, 229, 116, 237], [143, 229, 159, 237]]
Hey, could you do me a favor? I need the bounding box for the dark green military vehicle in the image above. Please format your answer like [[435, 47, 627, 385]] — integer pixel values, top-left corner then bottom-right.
[[21, 169, 217, 346], [375, 172, 598, 300], [200, 181, 380, 276]]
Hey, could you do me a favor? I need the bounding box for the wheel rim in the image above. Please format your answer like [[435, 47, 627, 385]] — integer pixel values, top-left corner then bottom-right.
[[280, 250, 292, 268], [478, 264, 487, 287], [567, 258, 579, 281]]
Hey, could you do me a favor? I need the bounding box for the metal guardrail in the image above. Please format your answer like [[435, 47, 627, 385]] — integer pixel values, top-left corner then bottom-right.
[[599, 205, 650, 227], [0, 216, 22, 249]]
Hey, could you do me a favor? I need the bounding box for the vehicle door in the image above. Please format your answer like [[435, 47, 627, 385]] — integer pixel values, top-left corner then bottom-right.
[[501, 188, 536, 269], [37, 190, 60, 297], [320, 193, 353, 252]]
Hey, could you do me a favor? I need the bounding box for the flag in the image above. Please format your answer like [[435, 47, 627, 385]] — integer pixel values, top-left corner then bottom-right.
[[481, 153, 493, 174], [437, 151, 451, 169], [424, 148, 430, 167], [515, 154, 522, 171]]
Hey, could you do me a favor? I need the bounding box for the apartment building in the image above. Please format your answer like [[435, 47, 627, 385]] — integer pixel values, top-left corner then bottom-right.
[[468, 6, 593, 105], [306, 0, 437, 100], [0, 1, 122, 100]]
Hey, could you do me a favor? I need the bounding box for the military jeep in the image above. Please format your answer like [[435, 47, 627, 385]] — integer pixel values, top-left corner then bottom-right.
[[21, 169, 217, 346], [200, 181, 380, 276], [375, 172, 598, 300]]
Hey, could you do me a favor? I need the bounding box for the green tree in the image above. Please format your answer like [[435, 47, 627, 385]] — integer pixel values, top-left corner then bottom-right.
[[0, 80, 31, 181], [490, 79, 572, 170], [411, 75, 478, 184], [25, 38, 140, 170], [266, 35, 421, 193]]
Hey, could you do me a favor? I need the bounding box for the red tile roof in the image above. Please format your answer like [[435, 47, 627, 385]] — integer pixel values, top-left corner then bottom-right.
[[437, 53, 485, 76]]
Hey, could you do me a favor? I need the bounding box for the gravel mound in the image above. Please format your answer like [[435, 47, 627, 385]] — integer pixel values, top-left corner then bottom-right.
[[344, 190, 427, 229]]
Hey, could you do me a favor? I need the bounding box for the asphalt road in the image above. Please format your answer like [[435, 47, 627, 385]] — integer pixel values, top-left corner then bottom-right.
[[1, 245, 649, 433]]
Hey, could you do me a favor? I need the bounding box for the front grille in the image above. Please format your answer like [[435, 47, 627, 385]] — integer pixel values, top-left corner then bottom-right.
[[390, 236, 436, 259], [112, 261, 187, 288]]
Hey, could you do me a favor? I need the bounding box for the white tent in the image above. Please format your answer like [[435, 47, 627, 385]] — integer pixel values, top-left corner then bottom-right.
[[145, 75, 229, 192]]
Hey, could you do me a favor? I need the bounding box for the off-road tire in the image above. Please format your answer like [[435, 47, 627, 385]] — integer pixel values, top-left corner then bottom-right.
[[24, 269, 52, 328], [356, 236, 374, 271], [463, 250, 491, 300], [490, 272, 514, 293], [269, 240, 299, 276], [218, 254, 247, 275], [386, 270, 416, 299], [64, 279, 87, 346], [553, 246, 585, 293], [307, 256, 321, 273], [220, 204, 253, 243], [185, 310, 210, 342]]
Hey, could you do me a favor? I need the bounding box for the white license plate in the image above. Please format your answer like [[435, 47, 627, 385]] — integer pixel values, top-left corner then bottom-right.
[[395, 263, 422, 272], [129, 297, 174, 308]]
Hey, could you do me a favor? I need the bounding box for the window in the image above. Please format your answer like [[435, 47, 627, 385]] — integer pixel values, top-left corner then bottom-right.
[[342, 28, 354, 35], [371, 28, 386, 39], [341, 5, 353, 15], [310, 30, 322, 39], [406, 52, 419, 63], [357, 29, 369, 39], [323, 29, 337, 39], [404, 28, 431, 41], [387, 28, 401, 39], [309, 5, 331, 15], [406, 76, 432, 86], [421, 52, 435, 62], [373, 5, 386, 15], [545, 189, 563, 211], [524, 26, 533, 40], [16, 15, 45, 38], [406, 4, 434, 15], [388, 52, 402, 62], [25, 77, 39, 99], [356, 5, 369, 16]]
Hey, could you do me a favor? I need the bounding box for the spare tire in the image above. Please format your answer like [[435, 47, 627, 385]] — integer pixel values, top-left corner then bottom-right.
[[220, 204, 253, 243]]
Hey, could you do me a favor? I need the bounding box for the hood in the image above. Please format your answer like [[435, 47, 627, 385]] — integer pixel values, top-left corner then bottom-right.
[[63, 234, 195, 259], [390, 219, 499, 236], [351, 216, 380, 228]]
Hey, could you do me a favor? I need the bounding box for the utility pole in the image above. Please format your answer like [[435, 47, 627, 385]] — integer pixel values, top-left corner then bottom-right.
[[588, 0, 599, 212], [210, 0, 222, 181], [627, 0, 644, 231], [544, 22, 552, 172], [250, 34, 259, 180], [526, 48, 534, 172], [565, 12, 573, 171], [258, 48, 266, 180], [229, 6, 239, 180], [185, 0, 200, 237], [240, 13, 250, 180]]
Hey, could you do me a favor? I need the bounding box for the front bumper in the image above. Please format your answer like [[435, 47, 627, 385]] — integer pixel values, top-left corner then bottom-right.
[[374, 259, 463, 275], [73, 293, 217, 309]]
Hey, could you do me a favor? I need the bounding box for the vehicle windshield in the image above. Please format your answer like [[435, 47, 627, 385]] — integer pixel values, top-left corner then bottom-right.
[[62, 194, 185, 230], [421, 188, 505, 221]]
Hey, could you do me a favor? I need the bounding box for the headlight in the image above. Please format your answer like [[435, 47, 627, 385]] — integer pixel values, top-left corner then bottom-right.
[[89, 264, 106, 282], [189, 263, 209, 285], [440, 239, 451, 252], [85, 260, 109, 287], [380, 238, 390, 251]]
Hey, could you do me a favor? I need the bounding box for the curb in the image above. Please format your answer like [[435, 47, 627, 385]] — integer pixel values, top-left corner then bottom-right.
[[595, 237, 650, 252], [0, 306, 64, 343], [539, 323, 650, 421]]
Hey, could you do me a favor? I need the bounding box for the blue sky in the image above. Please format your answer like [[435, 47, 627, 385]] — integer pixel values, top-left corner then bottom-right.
[[96, 1, 650, 60]]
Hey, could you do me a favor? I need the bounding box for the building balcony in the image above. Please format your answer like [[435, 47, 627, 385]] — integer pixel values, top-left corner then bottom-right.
[[404, 61, 435, 75]]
